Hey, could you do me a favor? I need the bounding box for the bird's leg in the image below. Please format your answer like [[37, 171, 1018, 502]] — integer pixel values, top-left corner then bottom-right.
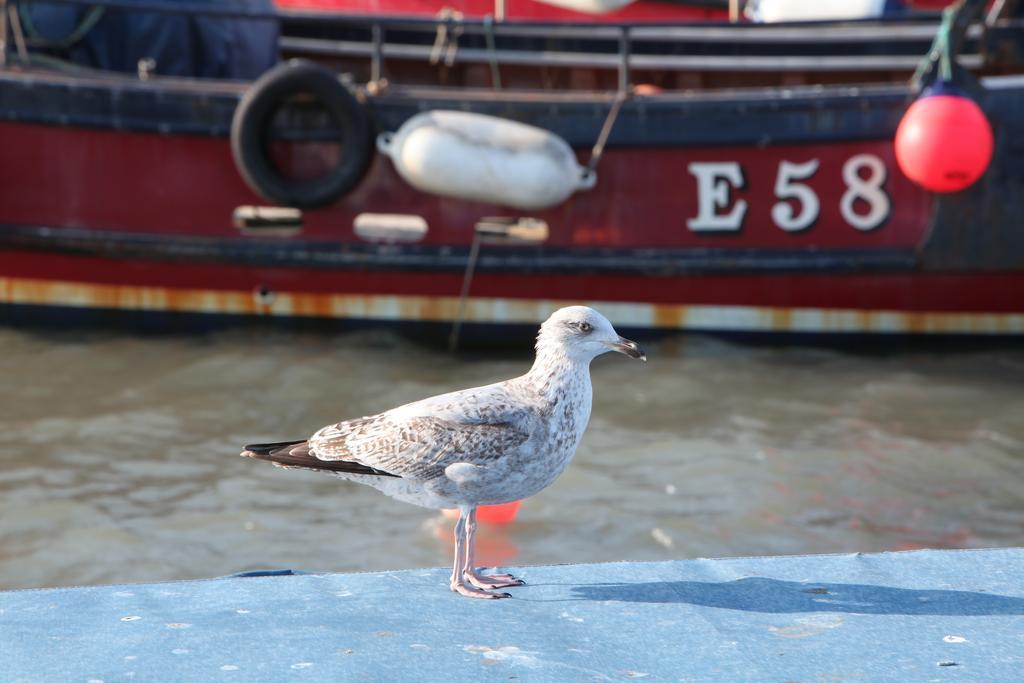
[[463, 507, 524, 590], [449, 506, 508, 599], [449, 512, 466, 588]]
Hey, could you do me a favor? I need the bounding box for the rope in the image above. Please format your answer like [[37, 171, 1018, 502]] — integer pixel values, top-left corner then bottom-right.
[[939, 4, 955, 82], [430, 8, 463, 68], [18, 2, 106, 50], [911, 0, 966, 90], [0, 0, 7, 67], [586, 89, 629, 177], [7, 1, 28, 63], [448, 231, 482, 353], [483, 13, 501, 90]]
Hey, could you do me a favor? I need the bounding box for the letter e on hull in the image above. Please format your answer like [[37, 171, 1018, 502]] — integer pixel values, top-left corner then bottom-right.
[[686, 162, 748, 232]]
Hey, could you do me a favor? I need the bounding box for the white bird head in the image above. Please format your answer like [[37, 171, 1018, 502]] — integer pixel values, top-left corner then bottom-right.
[[536, 306, 646, 363]]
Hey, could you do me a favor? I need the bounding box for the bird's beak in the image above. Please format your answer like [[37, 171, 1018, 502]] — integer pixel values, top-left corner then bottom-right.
[[607, 336, 647, 361]]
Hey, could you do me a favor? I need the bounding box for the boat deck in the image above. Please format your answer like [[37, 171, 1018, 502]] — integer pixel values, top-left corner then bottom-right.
[[4, 547, 1023, 680]]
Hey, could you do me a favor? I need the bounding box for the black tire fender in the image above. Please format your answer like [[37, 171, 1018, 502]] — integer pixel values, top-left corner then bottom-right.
[[231, 59, 373, 209]]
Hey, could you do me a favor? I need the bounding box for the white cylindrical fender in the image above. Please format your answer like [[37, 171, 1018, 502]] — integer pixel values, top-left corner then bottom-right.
[[376, 110, 596, 211], [748, 0, 886, 22], [533, 0, 636, 14]]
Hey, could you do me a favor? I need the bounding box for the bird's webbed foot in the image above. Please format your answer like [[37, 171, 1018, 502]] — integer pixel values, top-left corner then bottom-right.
[[465, 568, 525, 590], [449, 576, 511, 599]]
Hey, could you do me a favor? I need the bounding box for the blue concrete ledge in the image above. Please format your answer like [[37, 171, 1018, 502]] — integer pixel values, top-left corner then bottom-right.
[[4, 548, 1024, 681]]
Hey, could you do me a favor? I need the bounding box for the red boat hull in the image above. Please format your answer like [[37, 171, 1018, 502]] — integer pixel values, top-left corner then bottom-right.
[[0, 121, 932, 249], [1, 120, 1021, 334]]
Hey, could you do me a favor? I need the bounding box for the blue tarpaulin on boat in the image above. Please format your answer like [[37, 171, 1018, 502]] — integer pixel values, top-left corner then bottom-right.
[[21, 0, 278, 79], [3, 548, 1024, 681]]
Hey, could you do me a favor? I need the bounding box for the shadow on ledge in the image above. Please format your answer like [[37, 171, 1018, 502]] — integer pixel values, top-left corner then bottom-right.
[[572, 577, 1024, 616]]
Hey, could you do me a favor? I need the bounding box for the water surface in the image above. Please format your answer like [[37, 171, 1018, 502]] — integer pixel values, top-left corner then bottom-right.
[[1, 326, 1022, 590]]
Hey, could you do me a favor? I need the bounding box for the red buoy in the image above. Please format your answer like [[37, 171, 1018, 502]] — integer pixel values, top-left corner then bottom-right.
[[894, 84, 994, 193], [475, 500, 522, 524], [442, 500, 522, 525]]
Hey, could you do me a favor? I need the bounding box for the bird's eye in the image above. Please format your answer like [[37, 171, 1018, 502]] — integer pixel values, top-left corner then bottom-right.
[[577, 321, 593, 333]]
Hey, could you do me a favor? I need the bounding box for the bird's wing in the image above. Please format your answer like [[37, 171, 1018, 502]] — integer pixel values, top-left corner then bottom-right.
[[309, 383, 536, 480]]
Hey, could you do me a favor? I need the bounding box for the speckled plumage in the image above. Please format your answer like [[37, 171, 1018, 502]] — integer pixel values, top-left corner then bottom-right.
[[240, 306, 645, 598]]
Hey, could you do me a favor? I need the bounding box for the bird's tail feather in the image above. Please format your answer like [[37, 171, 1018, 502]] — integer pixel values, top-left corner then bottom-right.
[[240, 439, 398, 478], [241, 440, 308, 457]]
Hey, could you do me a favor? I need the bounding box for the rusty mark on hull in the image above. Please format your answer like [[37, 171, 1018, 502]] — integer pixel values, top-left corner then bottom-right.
[[652, 303, 684, 329], [770, 307, 793, 332], [905, 312, 928, 334], [1, 276, 1022, 335]]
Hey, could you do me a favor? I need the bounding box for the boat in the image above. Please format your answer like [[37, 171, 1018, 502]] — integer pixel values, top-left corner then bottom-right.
[[1, 0, 1022, 337]]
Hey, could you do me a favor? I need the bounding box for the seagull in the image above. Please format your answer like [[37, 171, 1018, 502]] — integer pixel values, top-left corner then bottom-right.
[[240, 306, 646, 598]]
